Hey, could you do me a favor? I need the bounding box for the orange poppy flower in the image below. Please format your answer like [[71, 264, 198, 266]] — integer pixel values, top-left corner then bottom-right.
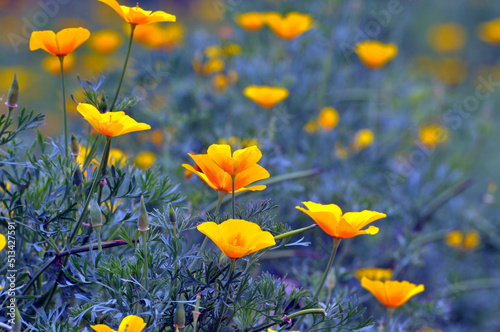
[[76, 103, 151, 137], [181, 144, 269, 193], [197, 219, 276, 259], [91, 315, 146, 332], [235, 12, 266, 32], [243, 86, 289, 109], [265, 12, 313, 40], [99, 0, 176, 26], [296, 202, 386, 239], [30, 28, 90, 56], [354, 41, 398, 69], [88, 30, 123, 54], [361, 277, 425, 308]]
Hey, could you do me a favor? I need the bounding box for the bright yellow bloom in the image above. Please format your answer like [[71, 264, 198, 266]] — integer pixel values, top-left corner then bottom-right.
[[235, 12, 266, 32], [318, 107, 339, 131], [354, 267, 393, 281], [89, 30, 123, 54], [98, 0, 176, 25], [361, 278, 424, 308], [427, 23, 466, 53], [296, 202, 386, 239], [202, 57, 225, 76], [265, 12, 313, 40], [76, 103, 151, 137], [244, 86, 289, 109], [445, 230, 480, 251], [268, 329, 299, 332], [354, 41, 398, 69], [182, 144, 269, 194], [30, 27, 90, 56], [197, 219, 276, 259], [418, 124, 448, 149], [0, 234, 5, 251], [91, 315, 146, 332], [43, 53, 75, 75], [352, 129, 374, 151], [478, 18, 500, 44], [134, 151, 156, 169]]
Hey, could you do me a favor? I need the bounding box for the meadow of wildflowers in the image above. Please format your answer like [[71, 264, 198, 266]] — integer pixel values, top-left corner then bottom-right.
[[0, 0, 499, 331]]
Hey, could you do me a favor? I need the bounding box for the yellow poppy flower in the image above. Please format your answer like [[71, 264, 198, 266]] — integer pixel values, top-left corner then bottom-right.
[[296, 202, 386, 239], [235, 12, 266, 32], [182, 144, 269, 193], [134, 151, 156, 169], [212, 73, 229, 93], [30, 27, 90, 56], [427, 23, 466, 53], [361, 277, 424, 308], [76, 103, 151, 138], [418, 124, 448, 149], [478, 18, 500, 44], [98, 0, 176, 25], [354, 267, 393, 281], [354, 41, 398, 69], [108, 149, 126, 167], [265, 12, 313, 40], [318, 107, 339, 131], [352, 129, 374, 151], [91, 315, 146, 332], [89, 30, 123, 54], [445, 230, 480, 251], [197, 219, 276, 259], [203, 57, 225, 75], [243, 86, 289, 109], [42, 53, 75, 75], [0, 234, 5, 251]]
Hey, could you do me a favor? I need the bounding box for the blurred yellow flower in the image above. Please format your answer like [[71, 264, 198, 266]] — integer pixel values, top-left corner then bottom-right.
[[427, 23, 466, 53], [98, 0, 176, 26], [335, 142, 349, 160], [296, 202, 386, 239], [108, 148, 126, 167], [224, 43, 242, 57], [228, 70, 239, 84], [265, 12, 313, 40], [355, 41, 398, 69], [88, 30, 123, 54], [420, 327, 443, 332], [134, 151, 156, 169], [212, 73, 229, 93], [76, 103, 151, 138], [244, 86, 289, 109], [205, 45, 223, 58], [30, 28, 90, 56], [91, 315, 146, 332], [43, 53, 75, 75], [445, 230, 480, 251], [478, 18, 500, 44], [418, 124, 448, 149], [318, 107, 339, 131], [0, 233, 5, 251], [354, 267, 393, 281], [182, 144, 269, 193], [133, 23, 184, 50], [203, 57, 225, 76], [236, 12, 266, 32], [431, 57, 467, 85], [352, 129, 374, 151], [361, 277, 424, 308], [197, 219, 276, 259], [304, 120, 320, 134]]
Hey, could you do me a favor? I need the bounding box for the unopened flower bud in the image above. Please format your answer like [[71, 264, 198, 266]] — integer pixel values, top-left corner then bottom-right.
[[174, 296, 186, 329], [89, 194, 103, 229], [169, 203, 177, 225], [326, 268, 336, 292], [5, 72, 19, 109], [192, 292, 201, 324], [73, 167, 83, 186], [138, 195, 149, 235], [71, 134, 79, 157], [99, 179, 107, 187]]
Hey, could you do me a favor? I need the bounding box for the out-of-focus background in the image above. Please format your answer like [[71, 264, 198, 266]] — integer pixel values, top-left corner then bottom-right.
[[2, 0, 500, 330]]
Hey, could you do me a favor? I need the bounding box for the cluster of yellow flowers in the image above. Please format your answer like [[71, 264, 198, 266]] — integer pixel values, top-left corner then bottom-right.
[[236, 12, 314, 40]]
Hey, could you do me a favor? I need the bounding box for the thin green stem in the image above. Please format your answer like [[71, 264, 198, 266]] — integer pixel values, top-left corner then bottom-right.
[[231, 175, 236, 219], [142, 233, 149, 288], [386, 308, 394, 331], [96, 228, 102, 252], [59, 56, 69, 158], [0, 109, 12, 138], [216, 259, 236, 331], [274, 224, 317, 241], [110, 24, 136, 112]]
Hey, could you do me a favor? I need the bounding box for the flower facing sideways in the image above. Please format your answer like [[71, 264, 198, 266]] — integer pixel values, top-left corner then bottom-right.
[[354, 41, 398, 69], [244, 86, 289, 109], [265, 12, 313, 40], [91, 315, 146, 332], [197, 219, 276, 259], [30, 28, 90, 56], [76, 103, 151, 137], [182, 144, 269, 193], [361, 277, 424, 308], [296, 202, 386, 239], [99, 0, 176, 26]]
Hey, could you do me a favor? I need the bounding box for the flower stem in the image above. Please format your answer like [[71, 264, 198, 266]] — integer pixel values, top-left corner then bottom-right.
[[109, 24, 136, 112], [142, 232, 148, 288], [274, 224, 317, 241], [59, 56, 69, 158], [386, 308, 394, 331], [96, 228, 102, 252], [216, 259, 236, 330], [231, 175, 236, 219]]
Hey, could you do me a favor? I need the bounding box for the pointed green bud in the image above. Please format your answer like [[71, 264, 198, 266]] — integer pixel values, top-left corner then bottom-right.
[[71, 134, 79, 157], [174, 296, 186, 329], [89, 194, 103, 229], [192, 291, 201, 324], [169, 203, 177, 225], [5, 72, 19, 109], [138, 195, 149, 235]]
